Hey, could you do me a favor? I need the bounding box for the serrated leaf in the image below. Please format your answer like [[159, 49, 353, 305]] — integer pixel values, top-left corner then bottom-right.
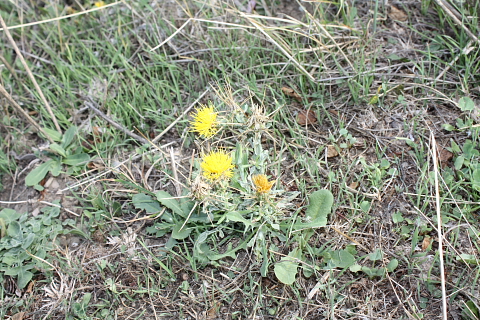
[[25, 160, 53, 186], [156, 191, 185, 217], [132, 193, 161, 213]]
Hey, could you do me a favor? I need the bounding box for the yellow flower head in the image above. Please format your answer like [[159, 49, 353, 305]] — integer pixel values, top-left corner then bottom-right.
[[191, 103, 218, 138], [201, 150, 234, 181], [94, 1, 105, 7], [252, 174, 275, 194]]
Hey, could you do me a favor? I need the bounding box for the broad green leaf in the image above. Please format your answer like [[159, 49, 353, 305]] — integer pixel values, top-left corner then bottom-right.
[[50, 160, 62, 176], [392, 211, 404, 223], [226, 211, 255, 227], [458, 96, 475, 111], [62, 153, 90, 166], [156, 191, 185, 217], [386, 259, 399, 272], [360, 201, 370, 213], [132, 193, 161, 213], [293, 189, 333, 232], [61, 126, 77, 148], [361, 266, 385, 278], [43, 127, 62, 142], [457, 254, 479, 265], [50, 143, 67, 157], [325, 249, 355, 269], [7, 221, 21, 238], [472, 169, 480, 191], [0, 208, 20, 224], [274, 257, 299, 285], [305, 189, 334, 223], [368, 249, 383, 261], [22, 233, 36, 249], [25, 160, 53, 186], [350, 264, 362, 272], [17, 269, 34, 289], [171, 221, 191, 240]]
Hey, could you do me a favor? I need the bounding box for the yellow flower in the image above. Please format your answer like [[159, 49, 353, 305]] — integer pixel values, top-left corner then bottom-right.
[[191, 103, 218, 138], [94, 1, 105, 8], [252, 174, 275, 194], [201, 150, 234, 181]]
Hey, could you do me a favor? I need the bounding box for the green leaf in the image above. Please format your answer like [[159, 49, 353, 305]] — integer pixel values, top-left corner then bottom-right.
[[0, 208, 20, 224], [294, 189, 334, 231], [472, 169, 480, 191], [50, 160, 62, 176], [7, 221, 21, 238], [349, 264, 362, 272], [361, 266, 385, 278], [43, 127, 62, 142], [305, 189, 333, 222], [360, 201, 371, 213], [50, 143, 67, 157], [132, 193, 161, 213], [457, 254, 480, 265], [17, 269, 33, 289], [25, 160, 53, 186], [442, 124, 455, 131], [325, 249, 355, 269], [458, 96, 475, 111], [368, 249, 383, 261], [274, 250, 300, 285], [392, 211, 404, 223], [386, 259, 399, 272], [61, 126, 77, 149], [22, 233, 36, 249], [156, 191, 185, 217], [171, 221, 191, 240], [62, 153, 90, 166], [226, 211, 255, 228], [454, 156, 464, 170]]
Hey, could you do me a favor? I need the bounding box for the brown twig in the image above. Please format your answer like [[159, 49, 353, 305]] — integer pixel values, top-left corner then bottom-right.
[[0, 15, 62, 134], [84, 99, 149, 145], [434, 0, 480, 45], [0, 84, 54, 143]]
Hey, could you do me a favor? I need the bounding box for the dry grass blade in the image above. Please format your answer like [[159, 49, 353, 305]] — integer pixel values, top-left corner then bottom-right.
[[0, 84, 54, 143], [433, 0, 480, 45], [0, 1, 122, 32], [431, 132, 448, 320], [84, 99, 149, 144], [238, 13, 316, 81], [0, 15, 62, 134]]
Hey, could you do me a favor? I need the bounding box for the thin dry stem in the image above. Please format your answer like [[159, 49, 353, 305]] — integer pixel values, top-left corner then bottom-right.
[[431, 133, 448, 320], [0, 83, 54, 143], [0, 15, 62, 134]]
